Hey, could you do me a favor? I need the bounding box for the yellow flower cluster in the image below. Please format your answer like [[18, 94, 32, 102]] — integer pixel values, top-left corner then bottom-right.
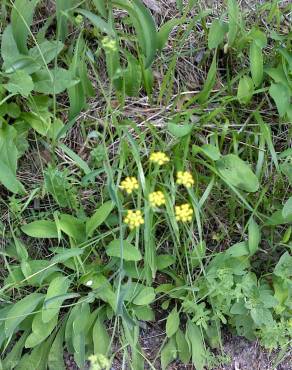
[[176, 171, 194, 188], [150, 152, 170, 166], [149, 191, 166, 207], [89, 354, 110, 370], [120, 177, 139, 194], [101, 36, 118, 52], [175, 203, 193, 222], [124, 210, 144, 229]]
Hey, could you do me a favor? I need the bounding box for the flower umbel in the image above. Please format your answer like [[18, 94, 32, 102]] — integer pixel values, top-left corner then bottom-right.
[[175, 203, 193, 222], [149, 191, 166, 207], [176, 171, 194, 188], [124, 210, 144, 229], [120, 177, 139, 194], [150, 152, 170, 165]]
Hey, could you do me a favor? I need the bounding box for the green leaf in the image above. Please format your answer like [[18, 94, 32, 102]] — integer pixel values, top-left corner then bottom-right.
[[11, 0, 39, 54], [124, 52, 142, 97], [269, 83, 290, 117], [5, 293, 44, 338], [1, 25, 20, 69], [86, 201, 114, 237], [186, 320, 206, 370], [200, 144, 221, 160], [22, 111, 51, 136], [265, 210, 292, 226], [176, 329, 191, 364], [33, 68, 79, 94], [2, 332, 28, 369], [250, 41, 263, 87], [0, 123, 25, 194], [59, 214, 86, 241], [208, 20, 227, 49], [92, 0, 107, 18], [4, 70, 34, 97], [42, 276, 71, 323], [25, 312, 58, 348], [59, 143, 91, 174], [161, 337, 177, 370], [113, 0, 157, 68], [29, 40, 64, 65], [216, 154, 259, 193], [106, 239, 142, 261], [92, 317, 110, 355], [248, 217, 261, 256], [76, 9, 114, 35], [227, 0, 239, 47], [237, 75, 254, 104], [22, 220, 58, 238], [166, 306, 180, 338], [56, 0, 79, 42], [133, 286, 155, 305], [157, 19, 182, 51], [167, 122, 193, 137], [156, 255, 176, 270], [48, 323, 66, 370], [226, 241, 249, 257], [50, 248, 84, 264], [198, 52, 217, 103], [282, 197, 292, 219]]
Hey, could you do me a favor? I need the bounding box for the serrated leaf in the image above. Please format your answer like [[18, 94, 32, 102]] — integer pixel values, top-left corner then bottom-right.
[[248, 217, 261, 256], [22, 220, 58, 238], [42, 276, 71, 323], [86, 201, 114, 237], [166, 306, 180, 338], [106, 239, 142, 261]]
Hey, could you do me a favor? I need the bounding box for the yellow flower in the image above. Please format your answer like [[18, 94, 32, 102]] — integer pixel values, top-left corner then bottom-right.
[[101, 36, 118, 52], [120, 177, 139, 194], [124, 210, 144, 229], [175, 203, 193, 222], [150, 152, 170, 165], [149, 191, 166, 207], [176, 171, 194, 188]]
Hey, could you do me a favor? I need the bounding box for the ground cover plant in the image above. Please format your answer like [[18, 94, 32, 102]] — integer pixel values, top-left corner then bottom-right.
[[0, 0, 291, 369]]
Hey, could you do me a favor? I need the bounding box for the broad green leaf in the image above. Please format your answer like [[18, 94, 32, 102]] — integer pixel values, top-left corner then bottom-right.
[[29, 40, 64, 65], [50, 248, 84, 264], [0, 123, 25, 194], [227, 0, 239, 47], [72, 303, 90, 368], [42, 276, 71, 323], [1, 25, 20, 69], [113, 0, 157, 68], [161, 337, 177, 370], [76, 9, 114, 36], [22, 111, 51, 136], [48, 323, 66, 370], [265, 210, 292, 226], [5, 293, 44, 337], [92, 317, 110, 355], [186, 320, 206, 370], [269, 83, 290, 117], [208, 20, 227, 49], [2, 332, 28, 369], [167, 122, 193, 137], [200, 144, 221, 160], [86, 201, 114, 237], [249, 28, 267, 49], [198, 52, 217, 103], [33, 68, 79, 94], [25, 312, 58, 348], [11, 0, 39, 54], [22, 220, 58, 238], [59, 214, 86, 241], [133, 287, 155, 305], [237, 75, 254, 104], [92, 0, 107, 18], [282, 197, 292, 219], [106, 239, 142, 261], [250, 41, 263, 87], [216, 154, 259, 193], [248, 217, 261, 256], [176, 329, 191, 364], [166, 306, 180, 338], [226, 241, 249, 257], [156, 255, 176, 270], [4, 70, 34, 97]]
